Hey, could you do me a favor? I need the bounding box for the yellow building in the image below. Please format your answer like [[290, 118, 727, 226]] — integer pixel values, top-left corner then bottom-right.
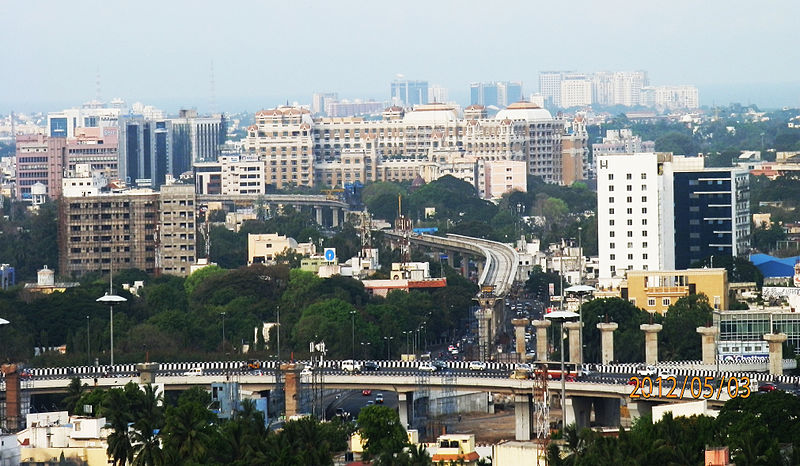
[[624, 268, 728, 314], [431, 434, 479, 465]]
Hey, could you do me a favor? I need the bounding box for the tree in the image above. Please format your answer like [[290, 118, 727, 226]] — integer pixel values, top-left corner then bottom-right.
[[130, 384, 165, 466], [654, 131, 698, 155], [580, 298, 657, 363], [357, 405, 408, 464], [660, 295, 714, 361], [161, 388, 215, 464], [62, 377, 87, 415]]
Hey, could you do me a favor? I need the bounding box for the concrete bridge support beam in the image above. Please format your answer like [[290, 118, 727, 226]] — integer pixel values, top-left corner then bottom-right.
[[446, 253, 455, 268], [640, 324, 663, 365], [593, 397, 621, 428], [597, 322, 618, 365], [623, 399, 654, 427], [314, 207, 323, 226], [512, 318, 529, 361], [280, 363, 302, 418], [398, 392, 414, 430], [514, 394, 532, 441], [564, 396, 592, 430], [532, 320, 551, 362], [476, 308, 493, 361], [135, 363, 159, 385], [696, 326, 719, 365], [332, 208, 340, 228], [764, 333, 788, 376], [565, 321, 582, 364]]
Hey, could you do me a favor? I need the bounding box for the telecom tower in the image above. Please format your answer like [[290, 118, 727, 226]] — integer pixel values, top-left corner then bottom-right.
[[394, 195, 412, 267], [533, 364, 550, 465]]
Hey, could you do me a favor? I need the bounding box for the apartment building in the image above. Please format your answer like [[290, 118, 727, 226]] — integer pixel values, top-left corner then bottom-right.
[[65, 126, 119, 181], [624, 268, 728, 314], [194, 154, 265, 195], [640, 85, 700, 110], [15, 134, 66, 201], [58, 186, 197, 277]]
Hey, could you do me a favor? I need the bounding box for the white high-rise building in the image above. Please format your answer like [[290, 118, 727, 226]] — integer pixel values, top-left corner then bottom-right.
[[539, 71, 565, 108], [560, 74, 592, 108], [640, 85, 699, 110], [597, 152, 678, 285], [428, 84, 449, 104]]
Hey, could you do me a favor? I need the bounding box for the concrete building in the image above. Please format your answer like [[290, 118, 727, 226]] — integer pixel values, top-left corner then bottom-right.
[[622, 268, 728, 313], [61, 163, 107, 197], [0, 264, 15, 290], [539, 71, 566, 108], [158, 184, 197, 276], [311, 92, 338, 115], [171, 109, 226, 167], [244, 102, 565, 188], [15, 134, 66, 201], [59, 186, 196, 277], [483, 160, 527, 199], [247, 233, 297, 265], [17, 411, 110, 466], [561, 114, 588, 183], [470, 81, 522, 107], [714, 308, 800, 358], [427, 84, 449, 104], [47, 103, 123, 139], [65, 126, 119, 182], [543, 70, 650, 108], [391, 79, 428, 107], [560, 74, 593, 108], [194, 154, 265, 195], [326, 99, 384, 117], [640, 85, 700, 110]]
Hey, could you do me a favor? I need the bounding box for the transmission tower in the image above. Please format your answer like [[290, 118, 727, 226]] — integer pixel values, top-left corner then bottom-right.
[[533, 363, 550, 465]]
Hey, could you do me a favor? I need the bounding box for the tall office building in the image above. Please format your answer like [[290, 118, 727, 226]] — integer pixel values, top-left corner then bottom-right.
[[428, 84, 449, 104], [311, 92, 338, 115], [497, 82, 522, 107], [15, 134, 66, 201], [539, 72, 566, 108], [472, 81, 523, 107], [118, 116, 172, 189], [598, 153, 749, 284], [390, 79, 428, 107], [170, 109, 226, 171], [640, 85, 699, 110], [560, 74, 592, 108]]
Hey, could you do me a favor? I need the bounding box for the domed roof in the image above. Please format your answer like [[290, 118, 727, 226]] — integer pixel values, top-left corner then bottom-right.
[[403, 103, 457, 124], [495, 101, 553, 121]]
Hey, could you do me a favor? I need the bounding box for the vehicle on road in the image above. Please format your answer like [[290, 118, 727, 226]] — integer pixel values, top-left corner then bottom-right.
[[183, 367, 203, 377], [419, 362, 437, 372], [758, 382, 778, 392], [300, 366, 313, 377], [432, 360, 448, 371], [362, 389, 372, 396], [341, 360, 362, 373], [366, 400, 375, 406], [363, 361, 380, 371], [636, 365, 657, 377], [375, 393, 384, 404], [657, 368, 677, 379], [469, 361, 487, 371], [246, 360, 261, 370]]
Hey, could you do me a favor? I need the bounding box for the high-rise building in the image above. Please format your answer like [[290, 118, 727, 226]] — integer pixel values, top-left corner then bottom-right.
[[597, 153, 749, 284], [539, 71, 566, 108], [170, 109, 226, 170], [428, 84, 449, 104], [65, 127, 119, 181], [591, 129, 655, 179], [390, 79, 428, 107], [311, 92, 338, 115], [497, 82, 523, 107], [158, 184, 197, 276], [640, 85, 699, 110], [471, 81, 523, 107], [47, 104, 123, 139], [559, 74, 592, 108], [118, 116, 172, 189], [15, 134, 66, 201]]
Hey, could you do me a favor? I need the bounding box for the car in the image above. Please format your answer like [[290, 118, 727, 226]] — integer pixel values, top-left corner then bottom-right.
[[362, 389, 372, 396], [366, 400, 375, 405], [375, 393, 384, 404], [300, 366, 313, 377], [657, 368, 677, 379], [636, 365, 657, 377], [419, 362, 437, 372], [758, 382, 778, 392], [341, 360, 362, 373], [469, 361, 487, 371], [183, 367, 203, 377], [565, 374, 577, 382], [432, 360, 448, 371], [515, 363, 532, 372], [363, 361, 380, 371]]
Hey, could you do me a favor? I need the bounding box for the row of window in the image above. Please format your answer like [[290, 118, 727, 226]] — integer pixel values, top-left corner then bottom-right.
[[607, 184, 648, 192], [609, 173, 648, 180]]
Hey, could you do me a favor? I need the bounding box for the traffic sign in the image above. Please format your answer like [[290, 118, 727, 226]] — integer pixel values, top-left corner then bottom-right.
[[324, 248, 336, 262]]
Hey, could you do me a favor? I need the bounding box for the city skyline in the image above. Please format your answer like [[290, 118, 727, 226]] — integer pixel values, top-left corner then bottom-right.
[[2, 1, 800, 113]]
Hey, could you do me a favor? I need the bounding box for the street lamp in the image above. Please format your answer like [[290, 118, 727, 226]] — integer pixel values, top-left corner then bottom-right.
[[565, 284, 595, 369], [86, 315, 90, 366], [402, 331, 411, 356], [96, 293, 126, 367], [383, 336, 394, 360], [360, 341, 371, 359], [220, 312, 227, 353], [350, 310, 357, 360], [545, 309, 579, 431]]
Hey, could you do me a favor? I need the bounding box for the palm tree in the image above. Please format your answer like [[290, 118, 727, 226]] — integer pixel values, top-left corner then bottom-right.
[[130, 384, 164, 466], [62, 377, 86, 415], [104, 389, 135, 466], [161, 401, 214, 462]]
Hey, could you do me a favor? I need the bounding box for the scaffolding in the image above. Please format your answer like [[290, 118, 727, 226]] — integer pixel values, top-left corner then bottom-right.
[[533, 364, 550, 465]]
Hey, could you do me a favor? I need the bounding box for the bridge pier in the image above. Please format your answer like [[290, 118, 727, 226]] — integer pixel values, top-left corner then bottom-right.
[[135, 362, 159, 385], [280, 363, 302, 418], [514, 394, 532, 440], [315, 207, 323, 226], [476, 308, 493, 361], [332, 208, 340, 228], [597, 322, 618, 365], [512, 318, 529, 361], [565, 321, 581, 364], [593, 398, 621, 427], [622, 399, 655, 428], [640, 324, 662, 365], [564, 396, 592, 430], [764, 333, 788, 376], [696, 326, 719, 365], [532, 320, 551, 362], [398, 391, 414, 430], [446, 252, 455, 268]]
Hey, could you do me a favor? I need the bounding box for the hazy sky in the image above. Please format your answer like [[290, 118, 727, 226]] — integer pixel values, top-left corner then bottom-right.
[[2, 0, 799, 114]]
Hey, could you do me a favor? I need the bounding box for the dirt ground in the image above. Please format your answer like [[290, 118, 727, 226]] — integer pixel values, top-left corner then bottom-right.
[[431, 409, 518, 444]]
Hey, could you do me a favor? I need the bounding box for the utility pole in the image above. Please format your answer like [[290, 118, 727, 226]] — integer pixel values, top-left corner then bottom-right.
[[276, 306, 281, 361]]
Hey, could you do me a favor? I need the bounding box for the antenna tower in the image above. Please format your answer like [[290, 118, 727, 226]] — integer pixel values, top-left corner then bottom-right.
[[533, 364, 550, 465], [394, 195, 412, 266]]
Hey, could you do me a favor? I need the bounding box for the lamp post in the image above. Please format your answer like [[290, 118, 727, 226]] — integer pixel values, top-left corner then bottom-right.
[[545, 309, 579, 431], [86, 315, 90, 366], [383, 336, 394, 360], [361, 341, 371, 359], [276, 305, 281, 361], [220, 312, 227, 353], [96, 293, 126, 367], [350, 310, 357, 360]]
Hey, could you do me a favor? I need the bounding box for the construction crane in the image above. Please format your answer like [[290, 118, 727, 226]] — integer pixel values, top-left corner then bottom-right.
[[322, 188, 344, 200]]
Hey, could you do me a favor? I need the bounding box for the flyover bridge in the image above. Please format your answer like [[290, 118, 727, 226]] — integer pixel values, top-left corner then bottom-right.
[[196, 193, 349, 227]]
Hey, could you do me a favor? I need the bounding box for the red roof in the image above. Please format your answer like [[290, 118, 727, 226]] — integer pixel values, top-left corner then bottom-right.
[[432, 451, 480, 462]]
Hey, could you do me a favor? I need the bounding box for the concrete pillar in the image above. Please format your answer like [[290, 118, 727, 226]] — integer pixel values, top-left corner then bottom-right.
[[639, 324, 663, 365], [135, 362, 159, 385], [446, 253, 455, 268], [565, 321, 581, 364], [280, 363, 302, 418], [764, 333, 788, 376], [332, 208, 340, 227], [476, 261, 484, 280], [532, 320, 551, 362], [593, 398, 621, 428], [623, 399, 654, 428], [512, 318, 529, 361], [696, 326, 719, 366], [514, 394, 532, 441], [564, 397, 591, 429], [476, 308, 493, 361], [314, 207, 323, 226], [597, 322, 618, 365], [398, 392, 414, 430], [461, 257, 469, 278]]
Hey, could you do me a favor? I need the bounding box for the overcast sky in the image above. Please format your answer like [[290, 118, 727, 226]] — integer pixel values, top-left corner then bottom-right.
[[2, 0, 799, 114]]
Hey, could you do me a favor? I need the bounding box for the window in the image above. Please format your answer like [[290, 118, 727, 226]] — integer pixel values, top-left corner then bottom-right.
[[609, 186, 615, 191], [643, 253, 649, 259], [627, 253, 633, 260], [626, 173, 632, 180], [647, 298, 656, 307], [627, 219, 633, 225], [714, 296, 721, 309], [642, 185, 647, 191], [609, 197, 615, 203], [627, 208, 632, 214], [642, 196, 647, 202], [642, 231, 648, 237], [609, 208, 615, 214], [627, 196, 632, 202], [609, 231, 615, 237], [627, 231, 633, 237], [642, 242, 648, 248], [627, 242, 633, 248], [610, 254, 616, 260], [641, 173, 647, 179], [608, 174, 614, 180], [642, 207, 647, 214], [627, 185, 632, 191], [642, 219, 647, 225], [629, 298, 637, 305], [662, 298, 671, 306], [609, 220, 615, 225], [610, 243, 615, 249]]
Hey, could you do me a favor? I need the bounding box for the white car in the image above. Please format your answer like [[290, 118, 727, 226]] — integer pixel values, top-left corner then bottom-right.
[[419, 362, 437, 372], [183, 367, 203, 377], [657, 368, 677, 379], [469, 361, 487, 371], [300, 366, 313, 376], [515, 363, 533, 372], [636, 365, 657, 377], [341, 360, 362, 373]]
